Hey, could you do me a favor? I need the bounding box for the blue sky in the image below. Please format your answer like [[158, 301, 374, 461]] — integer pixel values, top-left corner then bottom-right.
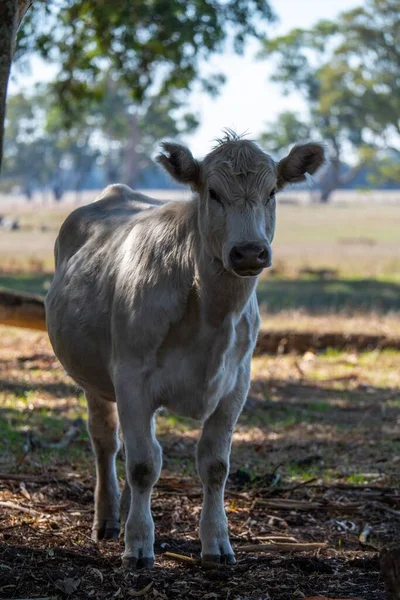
[[10, 0, 365, 156]]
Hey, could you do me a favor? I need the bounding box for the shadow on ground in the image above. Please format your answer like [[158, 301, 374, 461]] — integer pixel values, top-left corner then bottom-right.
[[2, 274, 400, 315], [1, 336, 399, 599], [258, 277, 400, 313]]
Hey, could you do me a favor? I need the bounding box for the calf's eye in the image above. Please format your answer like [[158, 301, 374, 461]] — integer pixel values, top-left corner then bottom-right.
[[209, 188, 223, 205]]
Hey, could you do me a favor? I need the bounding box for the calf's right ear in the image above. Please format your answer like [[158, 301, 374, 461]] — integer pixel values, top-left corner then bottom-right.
[[156, 141, 201, 189], [277, 142, 325, 189]]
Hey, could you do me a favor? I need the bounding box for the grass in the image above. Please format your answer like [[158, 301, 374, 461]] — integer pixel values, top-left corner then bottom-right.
[[0, 201, 399, 329]]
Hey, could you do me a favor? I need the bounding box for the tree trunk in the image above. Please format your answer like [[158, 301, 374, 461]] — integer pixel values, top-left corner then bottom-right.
[[0, 0, 32, 172], [318, 155, 341, 203], [122, 114, 141, 189]]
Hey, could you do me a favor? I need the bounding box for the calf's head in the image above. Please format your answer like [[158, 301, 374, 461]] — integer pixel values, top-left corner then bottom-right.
[[157, 133, 324, 278]]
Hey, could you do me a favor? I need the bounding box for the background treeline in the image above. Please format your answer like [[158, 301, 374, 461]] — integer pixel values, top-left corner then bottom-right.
[[1, 0, 399, 203]]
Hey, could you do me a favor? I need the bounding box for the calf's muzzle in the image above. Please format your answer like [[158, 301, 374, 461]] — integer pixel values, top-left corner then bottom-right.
[[229, 243, 271, 277]]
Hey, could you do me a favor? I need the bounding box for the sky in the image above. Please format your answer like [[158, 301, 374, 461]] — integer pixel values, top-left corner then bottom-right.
[[188, 0, 364, 156], [10, 0, 365, 157]]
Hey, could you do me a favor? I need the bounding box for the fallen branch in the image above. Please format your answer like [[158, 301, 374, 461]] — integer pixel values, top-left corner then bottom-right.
[[256, 536, 298, 543], [0, 473, 76, 484], [0, 288, 47, 330], [11, 597, 56, 600], [278, 477, 318, 493], [163, 552, 225, 569], [254, 498, 361, 512], [3, 288, 400, 356], [0, 500, 41, 516], [307, 482, 399, 493], [237, 541, 328, 553], [359, 524, 373, 545]]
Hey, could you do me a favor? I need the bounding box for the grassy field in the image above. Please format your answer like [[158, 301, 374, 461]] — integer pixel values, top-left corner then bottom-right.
[[0, 197, 399, 598], [1, 198, 400, 277]]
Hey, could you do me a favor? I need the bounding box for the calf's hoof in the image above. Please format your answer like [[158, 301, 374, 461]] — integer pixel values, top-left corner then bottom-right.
[[202, 553, 236, 565], [92, 521, 120, 542], [122, 555, 155, 570]]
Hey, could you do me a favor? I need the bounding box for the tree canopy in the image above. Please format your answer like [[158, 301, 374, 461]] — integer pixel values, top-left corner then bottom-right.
[[1, 0, 275, 171], [3, 75, 199, 198], [16, 0, 275, 122], [259, 0, 400, 201]]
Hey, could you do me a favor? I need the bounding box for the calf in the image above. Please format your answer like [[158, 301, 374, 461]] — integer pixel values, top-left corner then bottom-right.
[[45, 132, 324, 568]]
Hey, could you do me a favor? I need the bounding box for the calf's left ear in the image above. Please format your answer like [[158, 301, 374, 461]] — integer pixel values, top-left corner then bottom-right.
[[277, 143, 325, 189], [156, 141, 201, 188]]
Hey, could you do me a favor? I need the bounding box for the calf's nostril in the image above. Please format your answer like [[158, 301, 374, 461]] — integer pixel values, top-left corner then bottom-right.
[[258, 248, 268, 262], [230, 248, 244, 263]]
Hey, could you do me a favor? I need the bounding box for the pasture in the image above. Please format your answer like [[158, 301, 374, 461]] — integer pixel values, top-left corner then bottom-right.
[[1, 193, 400, 599]]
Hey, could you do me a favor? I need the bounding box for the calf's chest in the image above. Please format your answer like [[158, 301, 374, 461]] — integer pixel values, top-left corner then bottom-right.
[[152, 310, 255, 420]]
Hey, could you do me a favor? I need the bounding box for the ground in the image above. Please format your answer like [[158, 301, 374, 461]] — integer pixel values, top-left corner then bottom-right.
[[0, 196, 400, 599], [1, 328, 399, 600]]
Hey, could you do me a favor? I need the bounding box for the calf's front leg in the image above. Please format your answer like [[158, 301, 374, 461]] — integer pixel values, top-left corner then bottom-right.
[[197, 371, 249, 564], [116, 381, 162, 569]]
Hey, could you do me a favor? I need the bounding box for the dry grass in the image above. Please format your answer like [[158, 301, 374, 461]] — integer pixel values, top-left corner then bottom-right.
[[261, 309, 400, 337], [0, 197, 399, 278]]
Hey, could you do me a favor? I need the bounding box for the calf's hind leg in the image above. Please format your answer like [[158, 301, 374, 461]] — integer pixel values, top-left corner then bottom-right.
[[86, 393, 120, 541]]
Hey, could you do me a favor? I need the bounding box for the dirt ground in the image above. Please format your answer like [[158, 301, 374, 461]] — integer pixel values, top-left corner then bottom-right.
[[0, 328, 399, 600]]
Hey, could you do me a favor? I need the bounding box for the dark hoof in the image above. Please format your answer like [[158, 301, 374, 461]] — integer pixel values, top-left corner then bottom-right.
[[139, 557, 155, 569], [92, 523, 120, 542], [202, 554, 220, 564], [122, 556, 155, 570], [103, 527, 120, 540], [122, 556, 137, 570], [222, 553, 236, 565], [202, 553, 236, 565]]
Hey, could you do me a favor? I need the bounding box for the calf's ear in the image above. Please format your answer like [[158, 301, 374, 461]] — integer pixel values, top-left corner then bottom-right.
[[277, 143, 325, 189], [156, 141, 201, 188]]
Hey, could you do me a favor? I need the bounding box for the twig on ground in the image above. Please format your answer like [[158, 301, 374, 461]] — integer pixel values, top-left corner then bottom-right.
[[163, 552, 225, 569], [359, 524, 373, 544], [307, 483, 399, 493], [279, 477, 318, 493], [0, 500, 41, 516], [253, 498, 361, 512], [0, 473, 70, 484], [256, 536, 299, 543], [237, 541, 328, 553], [377, 505, 400, 519]]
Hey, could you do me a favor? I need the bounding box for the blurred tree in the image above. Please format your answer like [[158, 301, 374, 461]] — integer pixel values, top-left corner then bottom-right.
[[2, 90, 62, 199], [16, 0, 275, 127], [1, 0, 275, 172], [2, 75, 200, 197], [89, 74, 199, 187], [259, 0, 400, 202]]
